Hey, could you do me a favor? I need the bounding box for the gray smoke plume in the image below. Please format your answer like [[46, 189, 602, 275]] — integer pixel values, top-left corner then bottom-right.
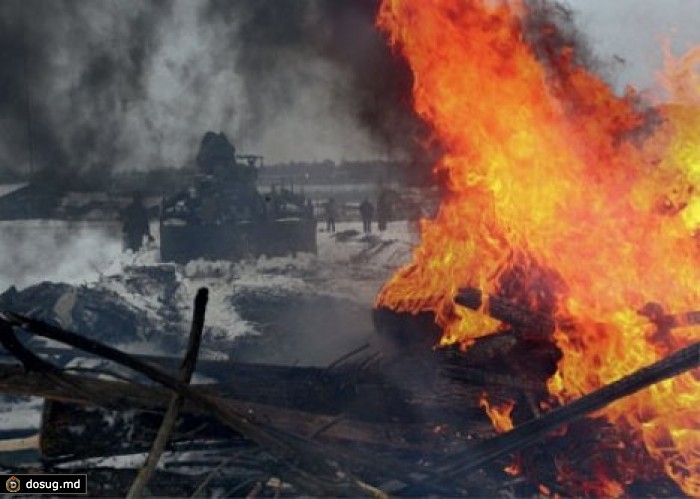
[[0, 0, 174, 188], [523, 0, 600, 75], [522, 0, 658, 141], [0, 0, 429, 189], [200, 0, 429, 162]]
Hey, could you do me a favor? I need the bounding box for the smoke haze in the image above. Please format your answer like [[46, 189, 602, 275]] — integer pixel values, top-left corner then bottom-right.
[[0, 221, 122, 291], [0, 0, 427, 186], [2, 0, 700, 185]]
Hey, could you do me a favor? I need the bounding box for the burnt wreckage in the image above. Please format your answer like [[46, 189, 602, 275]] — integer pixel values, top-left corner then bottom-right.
[[160, 132, 317, 263], [0, 288, 696, 496]]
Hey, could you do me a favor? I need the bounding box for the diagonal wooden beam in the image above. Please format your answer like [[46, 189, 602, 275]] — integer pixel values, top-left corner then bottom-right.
[[435, 341, 699, 479]]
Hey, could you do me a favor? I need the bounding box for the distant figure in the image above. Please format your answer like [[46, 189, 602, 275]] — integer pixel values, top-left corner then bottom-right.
[[325, 197, 337, 233], [359, 199, 374, 234], [122, 192, 152, 252]]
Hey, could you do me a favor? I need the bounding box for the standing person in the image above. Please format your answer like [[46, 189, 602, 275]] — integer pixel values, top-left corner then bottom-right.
[[359, 199, 374, 234], [121, 191, 153, 252], [325, 197, 337, 233]]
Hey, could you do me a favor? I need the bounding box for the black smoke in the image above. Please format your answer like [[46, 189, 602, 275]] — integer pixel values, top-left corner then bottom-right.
[[521, 0, 657, 141], [201, 0, 431, 164], [0, 0, 433, 190], [0, 0, 173, 189], [0, 1, 65, 183], [523, 1, 599, 77]]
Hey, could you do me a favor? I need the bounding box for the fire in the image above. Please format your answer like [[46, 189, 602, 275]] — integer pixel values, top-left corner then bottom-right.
[[375, 0, 699, 495], [479, 393, 514, 433]]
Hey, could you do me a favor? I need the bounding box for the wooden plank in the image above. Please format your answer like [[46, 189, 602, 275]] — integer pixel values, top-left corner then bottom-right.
[[0, 433, 39, 452], [0, 363, 489, 457], [435, 341, 700, 479], [41, 399, 247, 461], [128, 287, 209, 498]]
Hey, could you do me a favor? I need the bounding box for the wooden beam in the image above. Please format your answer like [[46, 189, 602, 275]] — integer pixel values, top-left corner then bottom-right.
[[0, 313, 382, 496], [0, 362, 482, 453], [435, 341, 700, 479], [127, 287, 208, 498]]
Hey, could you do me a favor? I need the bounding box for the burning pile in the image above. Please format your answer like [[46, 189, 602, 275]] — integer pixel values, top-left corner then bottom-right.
[[375, 0, 699, 495]]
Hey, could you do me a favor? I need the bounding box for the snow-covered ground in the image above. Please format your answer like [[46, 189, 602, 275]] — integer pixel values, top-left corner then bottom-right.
[[93, 221, 418, 362], [0, 219, 419, 460], [1, 220, 417, 341], [0, 220, 417, 306]]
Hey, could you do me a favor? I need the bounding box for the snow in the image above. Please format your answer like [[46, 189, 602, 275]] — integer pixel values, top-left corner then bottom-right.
[[0, 219, 416, 299], [1, 220, 418, 358], [0, 221, 418, 359], [0, 183, 28, 198], [0, 398, 43, 433], [90, 220, 417, 347], [0, 218, 419, 462]]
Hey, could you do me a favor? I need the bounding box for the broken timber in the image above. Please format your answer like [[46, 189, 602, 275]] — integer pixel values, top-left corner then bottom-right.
[[455, 286, 700, 336], [0, 306, 697, 494], [40, 399, 250, 461], [435, 340, 699, 478], [0, 321, 385, 496], [0, 362, 491, 456], [127, 287, 208, 498]]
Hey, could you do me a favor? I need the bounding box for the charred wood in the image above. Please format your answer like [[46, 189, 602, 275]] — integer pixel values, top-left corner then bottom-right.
[[40, 399, 250, 462], [1, 306, 696, 495], [456, 287, 700, 338], [435, 341, 699, 479], [0, 364, 488, 457], [0, 314, 382, 496], [455, 286, 558, 336], [127, 287, 208, 498]]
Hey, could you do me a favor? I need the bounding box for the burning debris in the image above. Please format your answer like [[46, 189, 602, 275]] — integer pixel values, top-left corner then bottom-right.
[[375, 0, 700, 495], [0, 0, 698, 497], [0, 290, 696, 496]]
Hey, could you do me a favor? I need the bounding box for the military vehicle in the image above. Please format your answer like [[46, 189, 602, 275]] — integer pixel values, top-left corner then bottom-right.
[[159, 132, 317, 263]]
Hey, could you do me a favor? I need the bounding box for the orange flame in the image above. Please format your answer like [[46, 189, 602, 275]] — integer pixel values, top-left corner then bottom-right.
[[376, 0, 699, 494], [479, 393, 515, 433]]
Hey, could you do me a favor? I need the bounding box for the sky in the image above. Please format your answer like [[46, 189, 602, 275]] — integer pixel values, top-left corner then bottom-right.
[[565, 0, 700, 95]]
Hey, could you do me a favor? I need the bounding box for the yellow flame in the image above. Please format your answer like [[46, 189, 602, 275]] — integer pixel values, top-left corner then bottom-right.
[[376, 0, 700, 494]]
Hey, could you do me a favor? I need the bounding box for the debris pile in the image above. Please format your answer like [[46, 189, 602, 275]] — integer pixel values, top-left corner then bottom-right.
[[0, 288, 696, 497]]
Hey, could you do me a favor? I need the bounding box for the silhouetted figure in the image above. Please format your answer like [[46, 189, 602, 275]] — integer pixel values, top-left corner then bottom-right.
[[325, 198, 337, 233], [359, 199, 374, 234], [122, 192, 152, 252]]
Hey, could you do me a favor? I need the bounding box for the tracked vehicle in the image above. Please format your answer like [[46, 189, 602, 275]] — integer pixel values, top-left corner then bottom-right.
[[159, 132, 316, 263]]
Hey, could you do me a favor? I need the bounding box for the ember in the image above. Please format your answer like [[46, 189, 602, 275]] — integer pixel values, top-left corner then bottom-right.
[[375, 0, 699, 495]]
